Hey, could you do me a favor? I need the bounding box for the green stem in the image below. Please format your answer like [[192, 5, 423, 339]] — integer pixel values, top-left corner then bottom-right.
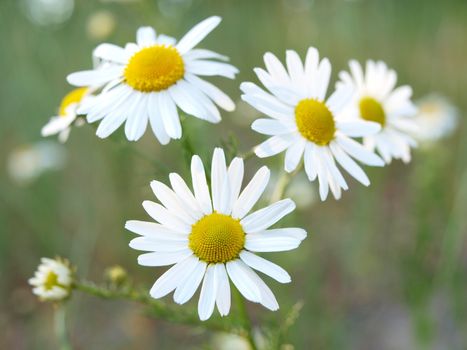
[[54, 305, 72, 350], [270, 163, 303, 204], [240, 148, 255, 160], [234, 290, 258, 350], [74, 280, 233, 333]]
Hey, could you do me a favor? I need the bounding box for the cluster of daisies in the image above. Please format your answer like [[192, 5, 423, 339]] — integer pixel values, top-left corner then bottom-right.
[[32, 16, 456, 321]]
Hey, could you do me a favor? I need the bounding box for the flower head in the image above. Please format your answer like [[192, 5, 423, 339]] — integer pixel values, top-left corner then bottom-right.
[[67, 16, 238, 143], [412, 94, 459, 144], [41, 87, 90, 143], [126, 148, 306, 320], [338, 60, 418, 164], [241, 48, 384, 200], [29, 257, 73, 302]]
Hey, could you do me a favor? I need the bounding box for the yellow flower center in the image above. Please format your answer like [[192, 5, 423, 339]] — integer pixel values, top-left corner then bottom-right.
[[189, 213, 245, 264], [359, 97, 386, 126], [44, 271, 59, 290], [124, 45, 185, 92], [59, 87, 88, 116], [295, 98, 336, 145]]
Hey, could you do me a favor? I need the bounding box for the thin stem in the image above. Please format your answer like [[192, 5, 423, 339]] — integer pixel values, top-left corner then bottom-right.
[[270, 163, 303, 204], [74, 280, 233, 333], [54, 305, 71, 350], [234, 289, 258, 350], [240, 148, 255, 161]]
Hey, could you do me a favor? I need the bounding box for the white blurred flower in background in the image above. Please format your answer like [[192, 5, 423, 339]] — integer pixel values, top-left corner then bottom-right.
[[412, 94, 459, 144], [211, 333, 251, 350], [29, 257, 73, 302], [41, 87, 91, 143], [338, 60, 418, 164], [21, 0, 74, 26], [285, 173, 317, 209], [7, 141, 66, 186], [86, 10, 116, 40]]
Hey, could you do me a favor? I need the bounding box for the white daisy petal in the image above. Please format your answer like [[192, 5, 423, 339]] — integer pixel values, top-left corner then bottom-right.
[[129, 236, 187, 252], [315, 58, 331, 101], [158, 90, 182, 139], [124, 93, 148, 141], [93, 43, 129, 64], [211, 148, 227, 212], [176, 16, 222, 55], [286, 50, 305, 89], [303, 143, 317, 181], [191, 155, 213, 214], [241, 198, 295, 233], [67, 67, 123, 87], [185, 60, 238, 79], [183, 49, 228, 61], [226, 260, 261, 302], [125, 220, 187, 237], [185, 73, 235, 111], [254, 134, 294, 158], [284, 137, 306, 172], [232, 166, 270, 219], [150, 181, 198, 223], [169, 173, 204, 217], [248, 269, 279, 311], [174, 259, 207, 304], [226, 157, 244, 214], [137, 26, 157, 46], [263, 52, 291, 86], [138, 250, 193, 267], [336, 135, 384, 166], [214, 264, 231, 316], [155, 34, 176, 46], [337, 120, 381, 137], [147, 92, 171, 145], [329, 142, 370, 186], [198, 264, 217, 321], [142, 201, 191, 233], [251, 118, 296, 136], [95, 110, 128, 138], [239, 251, 291, 283], [150, 255, 198, 298], [245, 234, 301, 252]]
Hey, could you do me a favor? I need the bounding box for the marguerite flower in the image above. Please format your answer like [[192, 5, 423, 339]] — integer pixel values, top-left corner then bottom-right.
[[67, 16, 238, 143], [29, 257, 73, 302], [338, 60, 418, 163], [241, 48, 384, 200], [126, 148, 306, 321], [412, 94, 459, 143], [41, 87, 90, 143]]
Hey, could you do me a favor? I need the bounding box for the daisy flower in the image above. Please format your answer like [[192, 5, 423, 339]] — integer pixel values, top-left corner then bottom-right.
[[240, 48, 384, 201], [29, 257, 73, 302], [412, 93, 459, 143], [126, 148, 306, 321], [67, 16, 238, 143], [41, 87, 90, 143], [338, 60, 418, 164]]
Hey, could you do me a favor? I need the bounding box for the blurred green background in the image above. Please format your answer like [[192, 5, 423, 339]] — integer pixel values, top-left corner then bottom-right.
[[1, 0, 466, 349]]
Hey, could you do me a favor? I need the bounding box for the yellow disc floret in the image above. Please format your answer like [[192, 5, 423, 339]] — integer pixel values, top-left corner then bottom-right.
[[295, 98, 336, 145], [359, 97, 386, 126], [124, 45, 185, 92], [189, 213, 245, 264], [59, 87, 88, 116], [44, 271, 60, 290]]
